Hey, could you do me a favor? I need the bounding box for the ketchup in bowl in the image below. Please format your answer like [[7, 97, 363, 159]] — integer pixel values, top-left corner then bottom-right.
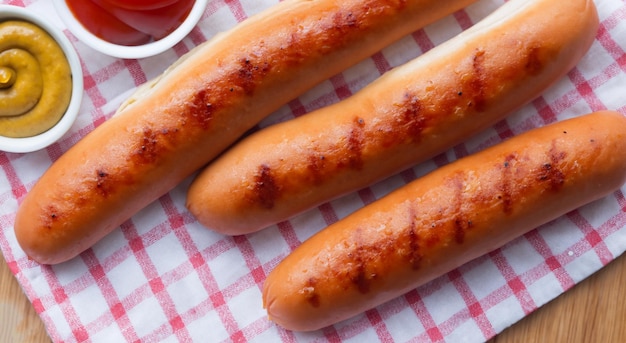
[[65, 0, 195, 46]]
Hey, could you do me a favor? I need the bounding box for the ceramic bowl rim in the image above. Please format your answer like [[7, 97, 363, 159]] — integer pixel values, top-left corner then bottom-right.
[[51, 0, 209, 59], [0, 5, 84, 154]]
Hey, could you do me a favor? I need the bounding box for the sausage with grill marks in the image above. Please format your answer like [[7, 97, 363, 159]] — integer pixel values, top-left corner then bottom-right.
[[262, 110, 626, 331]]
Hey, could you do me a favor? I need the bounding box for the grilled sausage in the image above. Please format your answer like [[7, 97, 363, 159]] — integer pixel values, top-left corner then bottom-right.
[[262, 110, 626, 331]]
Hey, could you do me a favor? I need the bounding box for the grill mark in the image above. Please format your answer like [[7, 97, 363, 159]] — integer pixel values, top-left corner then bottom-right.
[[88, 164, 139, 203], [400, 92, 426, 139], [347, 227, 377, 294], [329, 10, 359, 38], [302, 278, 321, 308], [538, 140, 567, 190], [407, 208, 422, 270], [524, 46, 548, 76], [182, 55, 272, 131], [95, 169, 113, 198], [499, 154, 517, 215], [295, 10, 361, 57], [377, 91, 429, 149], [131, 127, 163, 165], [339, 116, 365, 169], [284, 30, 309, 66], [469, 49, 487, 112], [92, 127, 170, 202], [306, 153, 327, 185], [186, 89, 215, 130], [253, 164, 279, 209], [41, 205, 60, 230], [450, 172, 472, 244], [352, 261, 371, 294], [237, 57, 271, 95]]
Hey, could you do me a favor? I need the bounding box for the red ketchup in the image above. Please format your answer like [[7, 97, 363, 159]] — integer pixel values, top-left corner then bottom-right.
[[65, 0, 195, 46]]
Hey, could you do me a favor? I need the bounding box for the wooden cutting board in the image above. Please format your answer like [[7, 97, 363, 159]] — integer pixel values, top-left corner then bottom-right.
[[2, 251, 625, 342]]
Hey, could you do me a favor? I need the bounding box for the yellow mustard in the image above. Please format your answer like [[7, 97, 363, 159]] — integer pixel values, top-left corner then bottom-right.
[[0, 20, 73, 138]]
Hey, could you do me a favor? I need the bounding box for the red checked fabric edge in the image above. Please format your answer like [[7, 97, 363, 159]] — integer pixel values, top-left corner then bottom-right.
[[1, 0, 626, 342]]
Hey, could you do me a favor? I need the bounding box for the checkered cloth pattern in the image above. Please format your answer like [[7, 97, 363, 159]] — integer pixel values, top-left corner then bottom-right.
[[1, 0, 626, 342]]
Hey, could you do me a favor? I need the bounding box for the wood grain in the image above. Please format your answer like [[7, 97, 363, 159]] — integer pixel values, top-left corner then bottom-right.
[[490, 252, 626, 343], [0, 253, 50, 343], [1, 251, 625, 342]]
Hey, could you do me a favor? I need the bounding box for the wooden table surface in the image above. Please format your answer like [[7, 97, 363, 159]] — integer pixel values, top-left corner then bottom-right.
[[2, 251, 625, 343]]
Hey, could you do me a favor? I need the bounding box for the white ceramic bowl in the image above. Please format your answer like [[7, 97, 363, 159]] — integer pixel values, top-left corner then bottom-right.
[[0, 5, 83, 154], [52, 0, 208, 59]]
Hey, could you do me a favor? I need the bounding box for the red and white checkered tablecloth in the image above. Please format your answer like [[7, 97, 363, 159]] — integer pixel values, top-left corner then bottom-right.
[[2, 0, 626, 342]]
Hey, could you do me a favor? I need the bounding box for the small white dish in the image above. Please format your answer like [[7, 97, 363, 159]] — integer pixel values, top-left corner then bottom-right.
[[0, 5, 83, 154], [52, 0, 208, 59]]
